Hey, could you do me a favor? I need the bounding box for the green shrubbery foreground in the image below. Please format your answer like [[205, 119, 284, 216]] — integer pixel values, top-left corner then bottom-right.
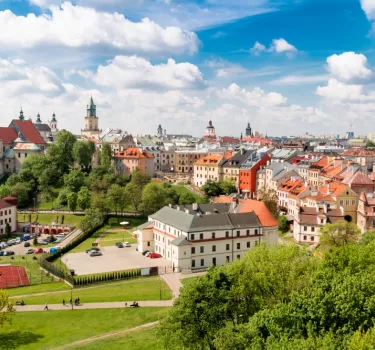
[[159, 233, 375, 350]]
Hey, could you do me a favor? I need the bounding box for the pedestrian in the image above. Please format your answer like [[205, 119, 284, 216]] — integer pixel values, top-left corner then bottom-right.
[[44, 303, 48, 311], [62, 299, 65, 306], [125, 302, 127, 307], [77, 297, 80, 305]]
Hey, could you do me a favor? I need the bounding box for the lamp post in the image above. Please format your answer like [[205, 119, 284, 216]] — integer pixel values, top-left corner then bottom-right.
[[159, 277, 162, 300], [33, 197, 36, 212], [120, 221, 129, 243]]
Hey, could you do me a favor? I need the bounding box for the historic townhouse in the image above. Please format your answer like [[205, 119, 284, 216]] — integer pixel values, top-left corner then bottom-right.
[[114, 148, 154, 177], [357, 192, 375, 233], [193, 155, 227, 187], [0, 197, 17, 234]]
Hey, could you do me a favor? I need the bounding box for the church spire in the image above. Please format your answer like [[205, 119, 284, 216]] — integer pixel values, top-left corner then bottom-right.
[[87, 96, 96, 118], [51, 112, 57, 122], [36, 112, 42, 123], [19, 108, 24, 122]]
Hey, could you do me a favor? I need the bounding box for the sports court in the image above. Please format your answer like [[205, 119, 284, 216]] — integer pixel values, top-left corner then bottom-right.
[[0, 265, 30, 288]]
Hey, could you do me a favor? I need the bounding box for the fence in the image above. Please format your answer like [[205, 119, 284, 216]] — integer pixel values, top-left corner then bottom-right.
[[40, 258, 75, 286]]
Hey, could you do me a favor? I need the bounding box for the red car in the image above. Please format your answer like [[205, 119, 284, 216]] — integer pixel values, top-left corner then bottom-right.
[[149, 252, 161, 259], [33, 248, 44, 254]]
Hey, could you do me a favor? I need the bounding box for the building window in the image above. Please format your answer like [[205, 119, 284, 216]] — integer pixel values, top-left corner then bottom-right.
[[237, 243, 240, 249], [200, 259, 204, 267], [311, 227, 315, 232], [236, 231, 240, 237], [226, 244, 230, 251], [192, 260, 195, 268], [340, 200, 344, 206], [191, 247, 195, 254], [255, 229, 258, 235], [226, 256, 230, 263], [304, 226, 307, 231], [352, 200, 356, 205], [191, 234, 195, 240], [147, 242, 150, 247], [321, 219, 324, 224], [225, 231, 229, 238], [212, 257, 216, 266], [200, 246, 204, 253], [212, 245, 216, 252], [246, 230, 250, 235], [311, 236, 315, 242], [18, 153, 20, 158], [247, 242, 250, 248], [212, 232, 215, 239], [303, 236, 307, 240], [200, 233, 203, 240], [237, 255, 241, 259]]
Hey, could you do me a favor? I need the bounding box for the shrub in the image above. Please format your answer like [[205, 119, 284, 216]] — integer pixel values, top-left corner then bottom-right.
[[61, 215, 65, 225]]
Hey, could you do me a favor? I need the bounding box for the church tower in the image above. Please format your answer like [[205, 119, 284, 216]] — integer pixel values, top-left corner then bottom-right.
[[81, 96, 100, 139], [246, 122, 252, 137], [36, 112, 42, 124], [49, 113, 58, 132], [204, 120, 216, 142], [157, 124, 163, 138]]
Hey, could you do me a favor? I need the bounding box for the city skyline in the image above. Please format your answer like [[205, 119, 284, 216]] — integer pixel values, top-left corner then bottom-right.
[[1, 0, 375, 136]]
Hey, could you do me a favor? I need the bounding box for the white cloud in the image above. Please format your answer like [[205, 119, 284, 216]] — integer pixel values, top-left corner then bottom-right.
[[0, 2, 199, 55], [94, 56, 205, 90], [326, 52, 373, 83], [361, 0, 375, 20], [219, 83, 287, 107], [250, 41, 266, 55], [270, 38, 297, 53], [270, 74, 328, 85], [207, 59, 250, 78], [316, 79, 363, 100]]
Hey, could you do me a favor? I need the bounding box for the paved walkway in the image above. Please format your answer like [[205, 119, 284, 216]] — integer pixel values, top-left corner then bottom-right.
[[161, 274, 183, 298], [51, 321, 159, 350], [60, 229, 82, 248], [15, 300, 172, 312]]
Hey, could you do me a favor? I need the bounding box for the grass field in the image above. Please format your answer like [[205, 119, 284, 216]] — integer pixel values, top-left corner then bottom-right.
[[99, 230, 137, 246], [0, 255, 56, 285], [181, 276, 200, 287], [71, 326, 162, 350], [13, 277, 172, 304], [0, 308, 169, 350], [7, 282, 70, 297], [17, 213, 84, 226]]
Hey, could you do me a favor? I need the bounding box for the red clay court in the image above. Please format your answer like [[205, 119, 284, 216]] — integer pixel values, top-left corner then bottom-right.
[[0, 265, 30, 288]]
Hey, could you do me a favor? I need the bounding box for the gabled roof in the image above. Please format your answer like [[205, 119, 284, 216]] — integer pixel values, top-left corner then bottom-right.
[[341, 168, 374, 186], [0, 199, 15, 209], [318, 182, 356, 197], [34, 123, 51, 133], [171, 235, 191, 246], [222, 149, 257, 168], [114, 148, 154, 159], [10, 120, 46, 144], [194, 154, 226, 166], [0, 127, 17, 144]]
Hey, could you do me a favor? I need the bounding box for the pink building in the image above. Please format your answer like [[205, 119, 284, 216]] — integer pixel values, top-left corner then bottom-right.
[[114, 148, 155, 177]]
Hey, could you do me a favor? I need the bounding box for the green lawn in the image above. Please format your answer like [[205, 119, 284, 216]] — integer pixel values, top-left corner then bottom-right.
[[8, 282, 70, 297], [0, 255, 56, 285], [17, 213, 84, 226], [71, 326, 163, 350], [107, 217, 147, 229], [99, 230, 137, 245], [70, 227, 103, 253], [0, 308, 169, 350], [181, 276, 200, 287], [16, 277, 172, 305], [99, 238, 137, 246]]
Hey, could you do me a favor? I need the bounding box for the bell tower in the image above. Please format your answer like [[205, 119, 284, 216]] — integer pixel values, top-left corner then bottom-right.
[[82, 96, 100, 139]]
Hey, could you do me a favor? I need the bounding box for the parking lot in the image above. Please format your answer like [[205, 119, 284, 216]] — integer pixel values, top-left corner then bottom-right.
[[64, 245, 171, 275]]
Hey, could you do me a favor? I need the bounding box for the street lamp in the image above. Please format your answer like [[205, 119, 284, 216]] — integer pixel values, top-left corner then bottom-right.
[[33, 197, 36, 212], [120, 221, 129, 243]]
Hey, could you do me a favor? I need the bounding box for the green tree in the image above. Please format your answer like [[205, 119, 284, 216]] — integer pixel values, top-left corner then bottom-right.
[[0, 291, 15, 327], [63, 169, 85, 192], [73, 141, 96, 171], [91, 193, 110, 215], [125, 181, 142, 212], [57, 187, 71, 206], [278, 215, 289, 233], [77, 186, 91, 210], [131, 169, 151, 189], [366, 140, 375, 148], [179, 192, 197, 205], [0, 184, 11, 199], [107, 184, 128, 216], [48, 130, 77, 173], [320, 220, 360, 247], [5, 223, 11, 239], [67, 192, 78, 212], [202, 180, 222, 197], [141, 183, 167, 215], [11, 182, 32, 208], [258, 188, 279, 217], [100, 142, 112, 169], [219, 180, 236, 195]]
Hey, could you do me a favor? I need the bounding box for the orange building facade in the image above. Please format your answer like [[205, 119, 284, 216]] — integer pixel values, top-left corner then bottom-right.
[[114, 148, 154, 177]]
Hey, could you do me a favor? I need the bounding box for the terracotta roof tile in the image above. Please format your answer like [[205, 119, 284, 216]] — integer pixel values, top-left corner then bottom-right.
[[0, 127, 17, 144], [194, 155, 224, 166], [12, 120, 46, 144], [114, 147, 153, 159]]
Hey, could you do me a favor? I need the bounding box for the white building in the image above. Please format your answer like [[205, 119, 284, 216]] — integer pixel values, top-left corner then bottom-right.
[[0, 197, 17, 234], [136, 203, 277, 272]]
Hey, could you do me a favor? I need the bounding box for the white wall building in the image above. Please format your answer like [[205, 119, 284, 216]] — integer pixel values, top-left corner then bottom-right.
[[0, 197, 17, 234]]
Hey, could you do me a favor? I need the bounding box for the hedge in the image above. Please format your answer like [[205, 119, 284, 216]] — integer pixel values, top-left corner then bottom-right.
[[74, 268, 142, 286]]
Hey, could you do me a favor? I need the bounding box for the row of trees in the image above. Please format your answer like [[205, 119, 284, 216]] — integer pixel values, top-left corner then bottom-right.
[[160, 231, 375, 349], [201, 180, 237, 197]]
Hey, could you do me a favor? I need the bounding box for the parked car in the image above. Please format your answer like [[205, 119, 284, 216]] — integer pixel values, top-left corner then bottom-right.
[[23, 234, 31, 241], [149, 252, 161, 259], [24, 242, 31, 247], [0, 242, 8, 249], [142, 250, 150, 256], [124, 242, 131, 248], [33, 248, 44, 254], [13, 238, 21, 244], [0, 251, 5, 256], [89, 251, 102, 257], [86, 248, 100, 253], [115, 242, 123, 248], [145, 252, 151, 257], [38, 240, 48, 245], [44, 237, 52, 243], [4, 251, 15, 256], [25, 249, 34, 254]]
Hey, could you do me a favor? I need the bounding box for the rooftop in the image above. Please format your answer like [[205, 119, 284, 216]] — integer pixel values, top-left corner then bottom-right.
[[114, 148, 154, 159]]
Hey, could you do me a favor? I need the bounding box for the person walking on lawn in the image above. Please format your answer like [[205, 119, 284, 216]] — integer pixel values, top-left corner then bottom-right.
[[62, 299, 65, 306], [44, 303, 48, 311]]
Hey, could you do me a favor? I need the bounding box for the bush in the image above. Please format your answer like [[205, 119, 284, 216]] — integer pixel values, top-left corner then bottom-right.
[[61, 215, 65, 225]]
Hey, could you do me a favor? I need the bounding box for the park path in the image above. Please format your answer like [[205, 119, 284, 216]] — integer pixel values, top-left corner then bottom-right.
[[60, 229, 82, 248], [161, 274, 183, 298], [15, 300, 172, 312], [50, 321, 159, 350]]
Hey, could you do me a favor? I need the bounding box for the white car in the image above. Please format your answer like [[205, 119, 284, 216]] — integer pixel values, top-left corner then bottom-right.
[[25, 249, 34, 254], [89, 251, 102, 257], [123, 242, 131, 247]]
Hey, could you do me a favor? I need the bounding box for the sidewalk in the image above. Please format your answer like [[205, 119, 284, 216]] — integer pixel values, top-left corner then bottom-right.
[[15, 300, 173, 312], [161, 274, 183, 298]]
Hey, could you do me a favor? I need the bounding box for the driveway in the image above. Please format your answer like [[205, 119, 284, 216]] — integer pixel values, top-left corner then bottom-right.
[[63, 245, 170, 275]]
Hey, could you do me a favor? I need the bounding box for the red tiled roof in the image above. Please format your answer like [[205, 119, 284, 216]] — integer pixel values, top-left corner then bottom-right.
[[0, 199, 15, 209], [0, 127, 17, 144], [194, 155, 224, 166], [12, 120, 46, 144], [114, 147, 153, 159], [212, 196, 278, 227]]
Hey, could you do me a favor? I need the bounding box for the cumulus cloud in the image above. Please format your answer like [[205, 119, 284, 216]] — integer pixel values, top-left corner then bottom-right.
[[326, 52, 373, 83], [316, 79, 363, 100], [94, 56, 205, 90], [270, 75, 328, 85], [219, 83, 287, 107], [361, 0, 375, 20], [250, 41, 266, 55], [0, 2, 199, 55]]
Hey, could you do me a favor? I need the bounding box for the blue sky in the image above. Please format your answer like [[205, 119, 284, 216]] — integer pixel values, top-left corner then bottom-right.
[[1, 0, 375, 137]]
